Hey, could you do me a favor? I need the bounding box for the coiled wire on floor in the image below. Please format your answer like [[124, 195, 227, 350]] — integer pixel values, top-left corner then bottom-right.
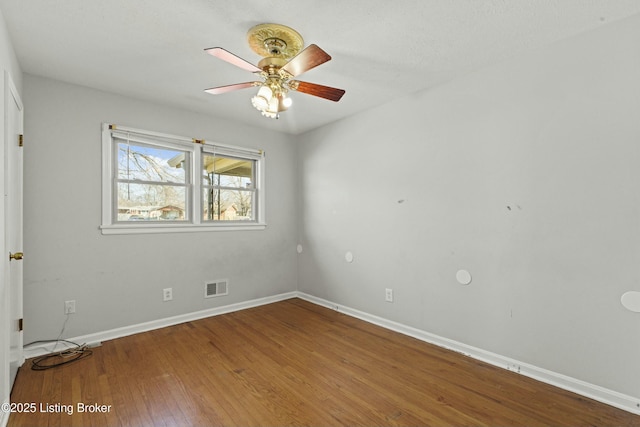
[[24, 339, 93, 370]]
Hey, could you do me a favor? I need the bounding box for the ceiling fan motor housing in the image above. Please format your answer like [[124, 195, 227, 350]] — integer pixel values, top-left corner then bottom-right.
[[264, 38, 287, 56], [257, 57, 288, 73]]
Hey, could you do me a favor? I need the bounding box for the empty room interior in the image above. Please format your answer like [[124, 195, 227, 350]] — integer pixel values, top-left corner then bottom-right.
[[1, 1, 640, 426]]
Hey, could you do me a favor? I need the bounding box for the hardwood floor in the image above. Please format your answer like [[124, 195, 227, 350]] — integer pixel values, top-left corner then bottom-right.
[[8, 298, 640, 426]]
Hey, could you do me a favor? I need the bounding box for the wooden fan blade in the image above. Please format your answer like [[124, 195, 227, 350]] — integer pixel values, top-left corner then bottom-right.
[[290, 80, 345, 102], [204, 47, 262, 73], [204, 82, 259, 95], [282, 44, 331, 77]]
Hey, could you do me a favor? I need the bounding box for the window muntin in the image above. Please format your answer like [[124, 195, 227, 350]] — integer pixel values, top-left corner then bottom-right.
[[101, 123, 265, 234]]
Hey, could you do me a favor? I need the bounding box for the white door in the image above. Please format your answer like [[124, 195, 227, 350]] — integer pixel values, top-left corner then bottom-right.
[[5, 71, 23, 388]]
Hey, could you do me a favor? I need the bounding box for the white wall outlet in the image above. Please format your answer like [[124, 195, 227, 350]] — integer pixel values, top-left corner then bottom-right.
[[64, 300, 76, 314], [385, 288, 393, 302], [163, 288, 173, 302]]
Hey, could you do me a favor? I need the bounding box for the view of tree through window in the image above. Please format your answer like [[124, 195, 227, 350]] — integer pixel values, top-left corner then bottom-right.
[[202, 154, 255, 221], [116, 141, 188, 221], [103, 124, 264, 231]]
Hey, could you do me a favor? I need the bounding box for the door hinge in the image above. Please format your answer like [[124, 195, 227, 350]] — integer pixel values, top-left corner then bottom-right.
[[18, 134, 23, 147], [18, 318, 23, 331]]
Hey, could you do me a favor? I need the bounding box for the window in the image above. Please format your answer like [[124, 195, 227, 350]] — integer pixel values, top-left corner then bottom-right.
[[101, 124, 265, 234], [202, 153, 256, 222], [116, 141, 189, 221]]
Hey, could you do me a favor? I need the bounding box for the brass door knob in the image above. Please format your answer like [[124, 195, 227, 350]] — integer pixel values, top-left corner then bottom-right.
[[9, 251, 23, 261]]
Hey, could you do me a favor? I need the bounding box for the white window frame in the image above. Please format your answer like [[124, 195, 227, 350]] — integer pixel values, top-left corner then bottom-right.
[[101, 123, 266, 235]]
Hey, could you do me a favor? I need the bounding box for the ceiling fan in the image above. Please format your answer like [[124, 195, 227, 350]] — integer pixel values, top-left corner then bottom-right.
[[204, 23, 345, 119]]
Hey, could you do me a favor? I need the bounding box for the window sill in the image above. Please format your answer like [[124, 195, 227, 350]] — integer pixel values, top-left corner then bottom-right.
[[100, 222, 266, 235]]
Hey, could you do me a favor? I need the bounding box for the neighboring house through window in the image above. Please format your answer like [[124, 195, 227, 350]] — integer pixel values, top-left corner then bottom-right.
[[101, 123, 265, 234]]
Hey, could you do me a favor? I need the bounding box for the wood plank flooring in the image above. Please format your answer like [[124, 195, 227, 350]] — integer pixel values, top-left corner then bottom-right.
[[8, 298, 640, 426]]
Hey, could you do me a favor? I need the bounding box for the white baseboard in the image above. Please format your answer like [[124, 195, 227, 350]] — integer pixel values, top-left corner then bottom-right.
[[19, 290, 639, 416], [23, 292, 298, 359], [296, 292, 640, 416]]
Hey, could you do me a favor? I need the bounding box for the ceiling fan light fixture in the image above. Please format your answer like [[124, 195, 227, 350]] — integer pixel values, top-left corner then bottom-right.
[[251, 88, 279, 119], [268, 96, 279, 112], [251, 85, 272, 111], [205, 23, 344, 120], [261, 110, 278, 119], [260, 96, 279, 118], [251, 82, 292, 119], [250, 95, 268, 111], [257, 85, 272, 99]]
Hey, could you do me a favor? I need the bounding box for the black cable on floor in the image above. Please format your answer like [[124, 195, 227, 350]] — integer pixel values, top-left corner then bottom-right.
[[24, 339, 94, 370]]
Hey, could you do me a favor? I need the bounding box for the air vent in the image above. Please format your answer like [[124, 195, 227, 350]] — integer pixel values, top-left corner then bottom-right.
[[205, 280, 228, 298]]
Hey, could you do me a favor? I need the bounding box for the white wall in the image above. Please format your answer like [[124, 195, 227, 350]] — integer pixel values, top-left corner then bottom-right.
[[22, 75, 298, 342], [298, 14, 640, 399], [12, 7, 640, 413], [0, 6, 21, 425]]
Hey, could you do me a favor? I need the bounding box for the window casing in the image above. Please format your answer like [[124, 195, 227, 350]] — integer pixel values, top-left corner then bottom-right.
[[101, 123, 265, 234]]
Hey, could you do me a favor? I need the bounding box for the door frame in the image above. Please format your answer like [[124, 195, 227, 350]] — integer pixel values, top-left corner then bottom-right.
[[4, 69, 24, 390]]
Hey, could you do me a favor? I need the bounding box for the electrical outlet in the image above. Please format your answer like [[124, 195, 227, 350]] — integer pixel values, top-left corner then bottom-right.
[[385, 288, 393, 302], [163, 288, 173, 302], [64, 300, 76, 314]]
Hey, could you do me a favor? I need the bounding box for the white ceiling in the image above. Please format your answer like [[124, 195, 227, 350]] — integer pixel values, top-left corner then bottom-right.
[[1, 0, 640, 135]]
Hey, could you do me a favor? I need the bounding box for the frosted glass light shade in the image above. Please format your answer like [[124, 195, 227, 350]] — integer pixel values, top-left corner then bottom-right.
[[251, 86, 273, 111]]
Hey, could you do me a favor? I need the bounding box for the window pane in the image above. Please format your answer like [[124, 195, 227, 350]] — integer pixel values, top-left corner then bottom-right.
[[202, 188, 254, 221], [202, 154, 253, 188], [117, 183, 186, 221], [118, 142, 186, 183]]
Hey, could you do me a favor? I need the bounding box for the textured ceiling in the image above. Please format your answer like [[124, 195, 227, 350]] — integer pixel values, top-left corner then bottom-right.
[[1, 0, 640, 134]]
